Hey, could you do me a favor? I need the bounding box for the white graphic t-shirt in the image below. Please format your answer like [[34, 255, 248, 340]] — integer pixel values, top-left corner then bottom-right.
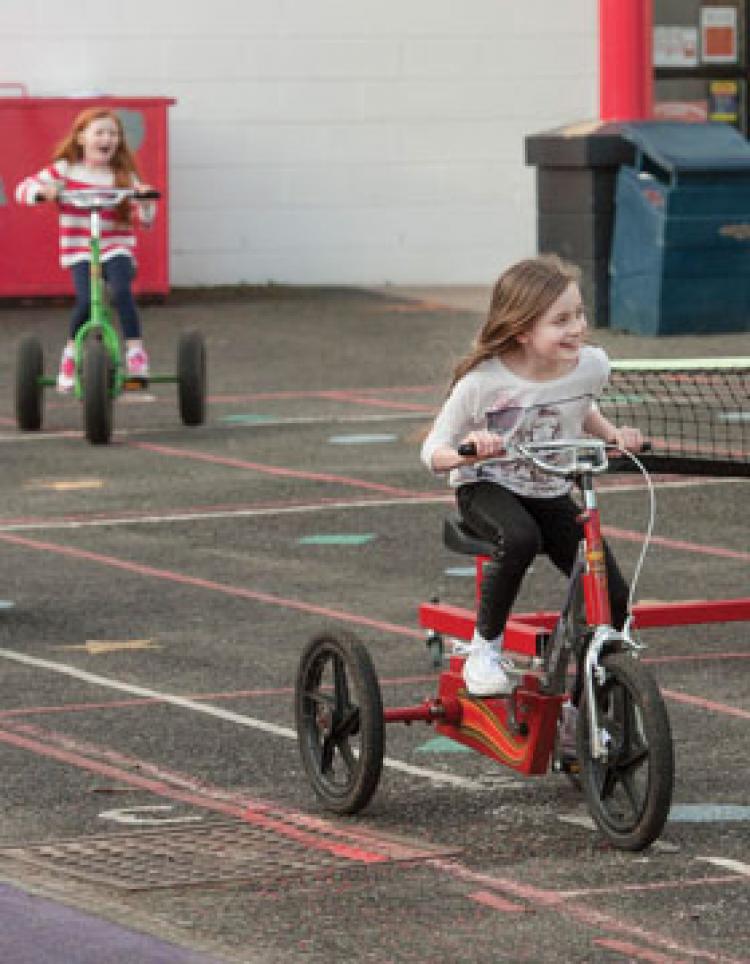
[[421, 345, 610, 497]]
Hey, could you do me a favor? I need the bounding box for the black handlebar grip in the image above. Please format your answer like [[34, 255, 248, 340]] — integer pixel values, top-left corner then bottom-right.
[[457, 442, 477, 457], [641, 441, 652, 453], [135, 189, 161, 200]]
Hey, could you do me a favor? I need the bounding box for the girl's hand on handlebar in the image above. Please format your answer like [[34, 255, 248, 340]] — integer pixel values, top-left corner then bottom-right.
[[608, 425, 644, 452], [34, 183, 59, 203], [459, 429, 504, 461]]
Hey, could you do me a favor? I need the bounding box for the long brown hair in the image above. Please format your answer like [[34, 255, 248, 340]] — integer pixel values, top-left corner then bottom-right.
[[53, 107, 141, 222], [448, 254, 582, 391]]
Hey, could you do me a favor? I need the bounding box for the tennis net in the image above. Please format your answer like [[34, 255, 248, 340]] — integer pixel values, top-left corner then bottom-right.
[[602, 358, 750, 476]]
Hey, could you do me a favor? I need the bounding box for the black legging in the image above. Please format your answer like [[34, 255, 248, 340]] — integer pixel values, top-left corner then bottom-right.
[[69, 255, 140, 340], [456, 480, 629, 639]]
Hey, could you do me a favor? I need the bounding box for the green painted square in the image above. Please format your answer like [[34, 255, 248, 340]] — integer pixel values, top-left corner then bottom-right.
[[298, 534, 376, 546]]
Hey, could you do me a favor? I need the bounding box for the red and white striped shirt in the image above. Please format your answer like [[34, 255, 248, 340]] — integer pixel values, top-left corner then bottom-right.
[[15, 160, 155, 268]]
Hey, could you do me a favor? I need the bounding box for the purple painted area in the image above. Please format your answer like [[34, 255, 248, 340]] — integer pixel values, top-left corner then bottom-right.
[[0, 884, 221, 964]]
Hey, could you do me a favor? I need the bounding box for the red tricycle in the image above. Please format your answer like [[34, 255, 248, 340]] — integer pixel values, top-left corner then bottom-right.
[[296, 438, 704, 851]]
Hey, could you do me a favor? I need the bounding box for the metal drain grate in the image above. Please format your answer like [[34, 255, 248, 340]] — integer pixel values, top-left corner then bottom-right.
[[0, 819, 452, 892]]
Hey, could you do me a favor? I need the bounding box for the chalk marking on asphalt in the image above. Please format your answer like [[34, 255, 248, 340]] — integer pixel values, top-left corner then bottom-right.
[[0, 529, 424, 640], [99, 805, 204, 826], [53, 639, 159, 655], [0, 530, 748, 726], [0, 494, 450, 533], [557, 873, 744, 899], [697, 856, 750, 877], [428, 858, 747, 964], [129, 440, 419, 498], [592, 938, 684, 963], [0, 487, 734, 542], [557, 809, 680, 852], [298, 533, 376, 546], [470, 890, 526, 913], [604, 525, 750, 563], [24, 477, 104, 492], [0, 723, 390, 864], [0, 675, 437, 720], [670, 804, 750, 822], [0, 647, 485, 791], [661, 687, 750, 721], [328, 433, 398, 444]]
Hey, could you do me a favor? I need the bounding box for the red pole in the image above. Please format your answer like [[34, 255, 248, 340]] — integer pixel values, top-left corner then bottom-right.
[[599, 0, 653, 120]]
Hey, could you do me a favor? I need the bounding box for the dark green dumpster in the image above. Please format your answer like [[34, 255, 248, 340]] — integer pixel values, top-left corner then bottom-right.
[[610, 121, 750, 336]]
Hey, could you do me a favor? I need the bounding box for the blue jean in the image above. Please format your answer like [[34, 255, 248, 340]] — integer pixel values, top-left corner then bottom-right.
[[69, 255, 141, 340]]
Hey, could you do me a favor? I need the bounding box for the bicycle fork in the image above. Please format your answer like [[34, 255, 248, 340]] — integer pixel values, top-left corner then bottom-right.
[[578, 471, 639, 761]]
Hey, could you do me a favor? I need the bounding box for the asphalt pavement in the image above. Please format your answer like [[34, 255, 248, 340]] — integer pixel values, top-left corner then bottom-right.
[[0, 285, 748, 963]]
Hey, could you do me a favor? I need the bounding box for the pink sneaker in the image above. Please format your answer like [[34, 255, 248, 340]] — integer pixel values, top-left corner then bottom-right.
[[126, 346, 150, 379], [57, 346, 76, 393]]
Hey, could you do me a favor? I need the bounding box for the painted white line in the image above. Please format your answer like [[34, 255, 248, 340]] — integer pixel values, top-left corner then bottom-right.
[[0, 411, 425, 445], [0, 495, 450, 533], [697, 856, 750, 876], [99, 804, 203, 826], [558, 809, 680, 852], [0, 647, 485, 791], [0, 473, 727, 534]]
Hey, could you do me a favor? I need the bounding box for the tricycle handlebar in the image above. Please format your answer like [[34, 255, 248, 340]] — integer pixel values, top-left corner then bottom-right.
[[455, 438, 652, 478], [44, 187, 161, 208]]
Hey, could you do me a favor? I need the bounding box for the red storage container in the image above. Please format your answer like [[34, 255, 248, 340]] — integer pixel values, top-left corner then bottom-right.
[[0, 95, 174, 297]]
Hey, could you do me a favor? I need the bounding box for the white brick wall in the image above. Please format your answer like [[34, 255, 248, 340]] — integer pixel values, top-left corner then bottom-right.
[[2, 0, 598, 285]]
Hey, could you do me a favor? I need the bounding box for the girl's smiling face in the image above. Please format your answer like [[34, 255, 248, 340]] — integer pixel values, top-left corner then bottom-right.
[[516, 281, 587, 376], [77, 116, 121, 166]]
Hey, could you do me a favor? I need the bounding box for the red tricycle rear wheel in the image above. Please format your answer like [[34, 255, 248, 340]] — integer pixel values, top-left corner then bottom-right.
[[295, 629, 384, 814]]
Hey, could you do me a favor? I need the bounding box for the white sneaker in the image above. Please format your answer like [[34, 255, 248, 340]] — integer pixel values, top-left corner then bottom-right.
[[463, 644, 514, 696], [57, 345, 76, 393]]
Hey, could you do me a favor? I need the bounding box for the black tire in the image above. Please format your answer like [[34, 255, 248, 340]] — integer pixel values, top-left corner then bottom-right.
[[295, 629, 384, 814], [177, 329, 206, 426], [83, 338, 113, 445], [577, 651, 674, 851], [15, 335, 44, 431]]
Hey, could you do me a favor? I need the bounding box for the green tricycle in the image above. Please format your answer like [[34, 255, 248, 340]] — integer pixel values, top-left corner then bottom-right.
[[15, 187, 207, 445]]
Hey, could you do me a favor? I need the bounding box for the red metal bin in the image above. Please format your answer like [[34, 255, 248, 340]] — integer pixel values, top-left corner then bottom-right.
[[0, 95, 174, 297]]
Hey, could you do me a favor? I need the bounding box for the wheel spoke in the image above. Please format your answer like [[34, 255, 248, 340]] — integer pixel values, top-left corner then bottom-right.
[[333, 705, 360, 742], [320, 734, 336, 774], [600, 765, 619, 801], [619, 770, 642, 817], [333, 655, 351, 710], [337, 738, 356, 774], [305, 689, 335, 708]]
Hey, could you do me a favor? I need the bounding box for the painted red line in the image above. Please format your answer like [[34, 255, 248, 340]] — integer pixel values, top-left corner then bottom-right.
[[316, 389, 432, 413], [604, 525, 750, 563], [0, 674, 436, 720], [430, 860, 746, 964], [129, 440, 418, 497], [208, 384, 438, 404], [593, 938, 689, 963], [0, 530, 422, 640], [0, 725, 387, 864], [662, 688, 750, 721], [3, 530, 750, 723], [470, 890, 526, 913], [0, 719, 441, 863], [644, 652, 750, 665], [0, 492, 448, 530], [559, 875, 744, 899]]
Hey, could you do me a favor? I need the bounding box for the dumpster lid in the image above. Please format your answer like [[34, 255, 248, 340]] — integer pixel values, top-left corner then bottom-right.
[[622, 121, 750, 174]]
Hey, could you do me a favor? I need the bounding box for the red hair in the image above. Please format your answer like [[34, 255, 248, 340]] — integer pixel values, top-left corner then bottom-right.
[[53, 108, 141, 221]]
